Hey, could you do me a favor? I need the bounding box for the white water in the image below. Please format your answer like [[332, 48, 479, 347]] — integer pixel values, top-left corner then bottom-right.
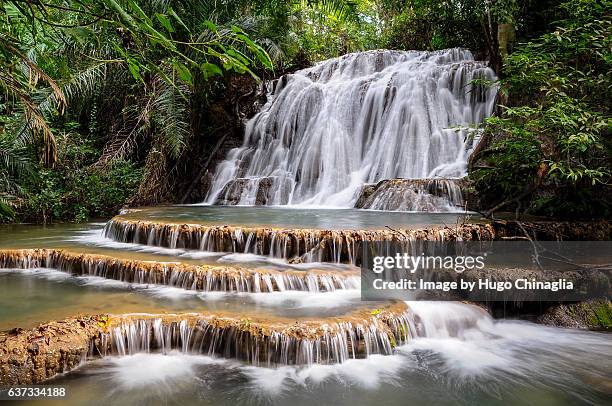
[[357, 179, 465, 211], [104, 353, 229, 390], [0, 268, 364, 316], [63, 302, 611, 405], [205, 48, 497, 209], [77, 228, 357, 269]]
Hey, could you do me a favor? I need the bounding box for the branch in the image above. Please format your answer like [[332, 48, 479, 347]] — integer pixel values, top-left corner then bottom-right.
[[485, 162, 549, 218]]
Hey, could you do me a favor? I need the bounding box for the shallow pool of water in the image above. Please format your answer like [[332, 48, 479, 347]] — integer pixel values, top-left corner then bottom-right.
[[0, 269, 365, 330], [0, 222, 363, 269], [1, 210, 610, 406], [118, 205, 478, 229], [44, 309, 612, 406]]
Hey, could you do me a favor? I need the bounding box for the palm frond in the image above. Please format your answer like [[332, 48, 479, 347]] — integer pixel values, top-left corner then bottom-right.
[[94, 101, 150, 167], [0, 35, 66, 113], [0, 70, 58, 165], [259, 38, 285, 64], [305, 0, 359, 20], [0, 133, 30, 219], [151, 75, 190, 159], [0, 134, 31, 176], [0, 34, 65, 165], [37, 62, 108, 116]]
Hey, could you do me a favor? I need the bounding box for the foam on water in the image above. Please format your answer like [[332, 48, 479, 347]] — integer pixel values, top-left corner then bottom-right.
[[2, 264, 361, 308], [75, 229, 359, 271], [245, 289, 361, 308], [98, 352, 231, 391], [11, 267, 73, 281], [241, 353, 407, 398], [406, 301, 493, 338], [75, 313, 610, 401], [217, 253, 288, 265], [73, 228, 219, 258], [38, 300, 609, 405], [146, 285, 362, 308]]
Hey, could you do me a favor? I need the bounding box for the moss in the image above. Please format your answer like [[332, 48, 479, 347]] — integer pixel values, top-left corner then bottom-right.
[[97, 315, 112, 332], [398, 324, 410, 340], [586, 300, 612, 329], [537, 299, 612, 330]]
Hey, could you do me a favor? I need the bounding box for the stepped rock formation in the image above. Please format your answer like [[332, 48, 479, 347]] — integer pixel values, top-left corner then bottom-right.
[[0, 316, 100, 385], [1, 303, 411, 384], [355, 178, 467, 211], [0, 249, 359, 293], [205, 49, 497, 209], [492, 219, 612, 241], [104, 217, 496, 263]]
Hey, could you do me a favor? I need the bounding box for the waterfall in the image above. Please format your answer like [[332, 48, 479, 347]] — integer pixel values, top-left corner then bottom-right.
[[355, 178, 465, 211], [406, 301, 493, 338], [0, 249, 360, 292], [205, 48, 497, 209], [102, 219, 497, 263], [95, 308, 414, 366], [97, 303, 492, 366]]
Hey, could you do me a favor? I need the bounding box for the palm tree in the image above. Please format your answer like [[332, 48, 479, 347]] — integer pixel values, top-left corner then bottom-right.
[[0, 0, 359, 208]]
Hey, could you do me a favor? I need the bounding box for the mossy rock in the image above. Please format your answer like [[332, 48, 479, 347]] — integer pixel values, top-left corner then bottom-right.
[[537, 299, 612, 330]]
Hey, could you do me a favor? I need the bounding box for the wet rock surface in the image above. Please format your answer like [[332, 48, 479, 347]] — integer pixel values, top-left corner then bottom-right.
[[2, 213, 610, 385], [0, 316, 102, 385], [0, 302, 412, 383], [99, 302, 411, 364], [104, 217, 497, 263], [492, 219, 612, 241], [537, 299, 612, 329], [202, 49, 496, 207], [0, 249, 359, 293], [213, 177, 274, 205], [355, 178, 468, 211], [103, 215, 612, 264]]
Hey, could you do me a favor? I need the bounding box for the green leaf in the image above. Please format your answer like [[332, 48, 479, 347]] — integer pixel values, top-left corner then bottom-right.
[[174, 61, 193, 86], [203, 20, 217, 32], [156, 13, 174, 33], [127, 0, 153, 25], [201, 62, 222, 80], [126, 58, 143, 82], [168, 7, 190, 33]]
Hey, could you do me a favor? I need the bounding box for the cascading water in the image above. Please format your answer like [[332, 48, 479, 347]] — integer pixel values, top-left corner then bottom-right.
[[205, 48, 497, 210], [98, 312, 414, 366], [406, 301, 492, 338], [355, 178, 466, 211], [30, 303, 612, 405], [0, 37, 608, 404], [93, 303, 493, 367], [101, 218, 496, 263], [0, 249, 360, 293], [96, 304, 496, 367]]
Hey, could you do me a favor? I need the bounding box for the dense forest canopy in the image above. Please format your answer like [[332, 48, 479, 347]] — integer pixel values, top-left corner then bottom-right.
[[0, 0, 610, 222]]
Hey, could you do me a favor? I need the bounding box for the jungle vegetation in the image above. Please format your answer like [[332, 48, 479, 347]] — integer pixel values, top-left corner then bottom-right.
[[0, 0, 610, 222]]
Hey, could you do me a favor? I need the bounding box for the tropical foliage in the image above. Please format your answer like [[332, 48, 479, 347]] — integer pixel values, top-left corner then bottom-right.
[[0, 0, 609, 222], [1, 0, 371, 222], [471, 0, 611, 217]]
